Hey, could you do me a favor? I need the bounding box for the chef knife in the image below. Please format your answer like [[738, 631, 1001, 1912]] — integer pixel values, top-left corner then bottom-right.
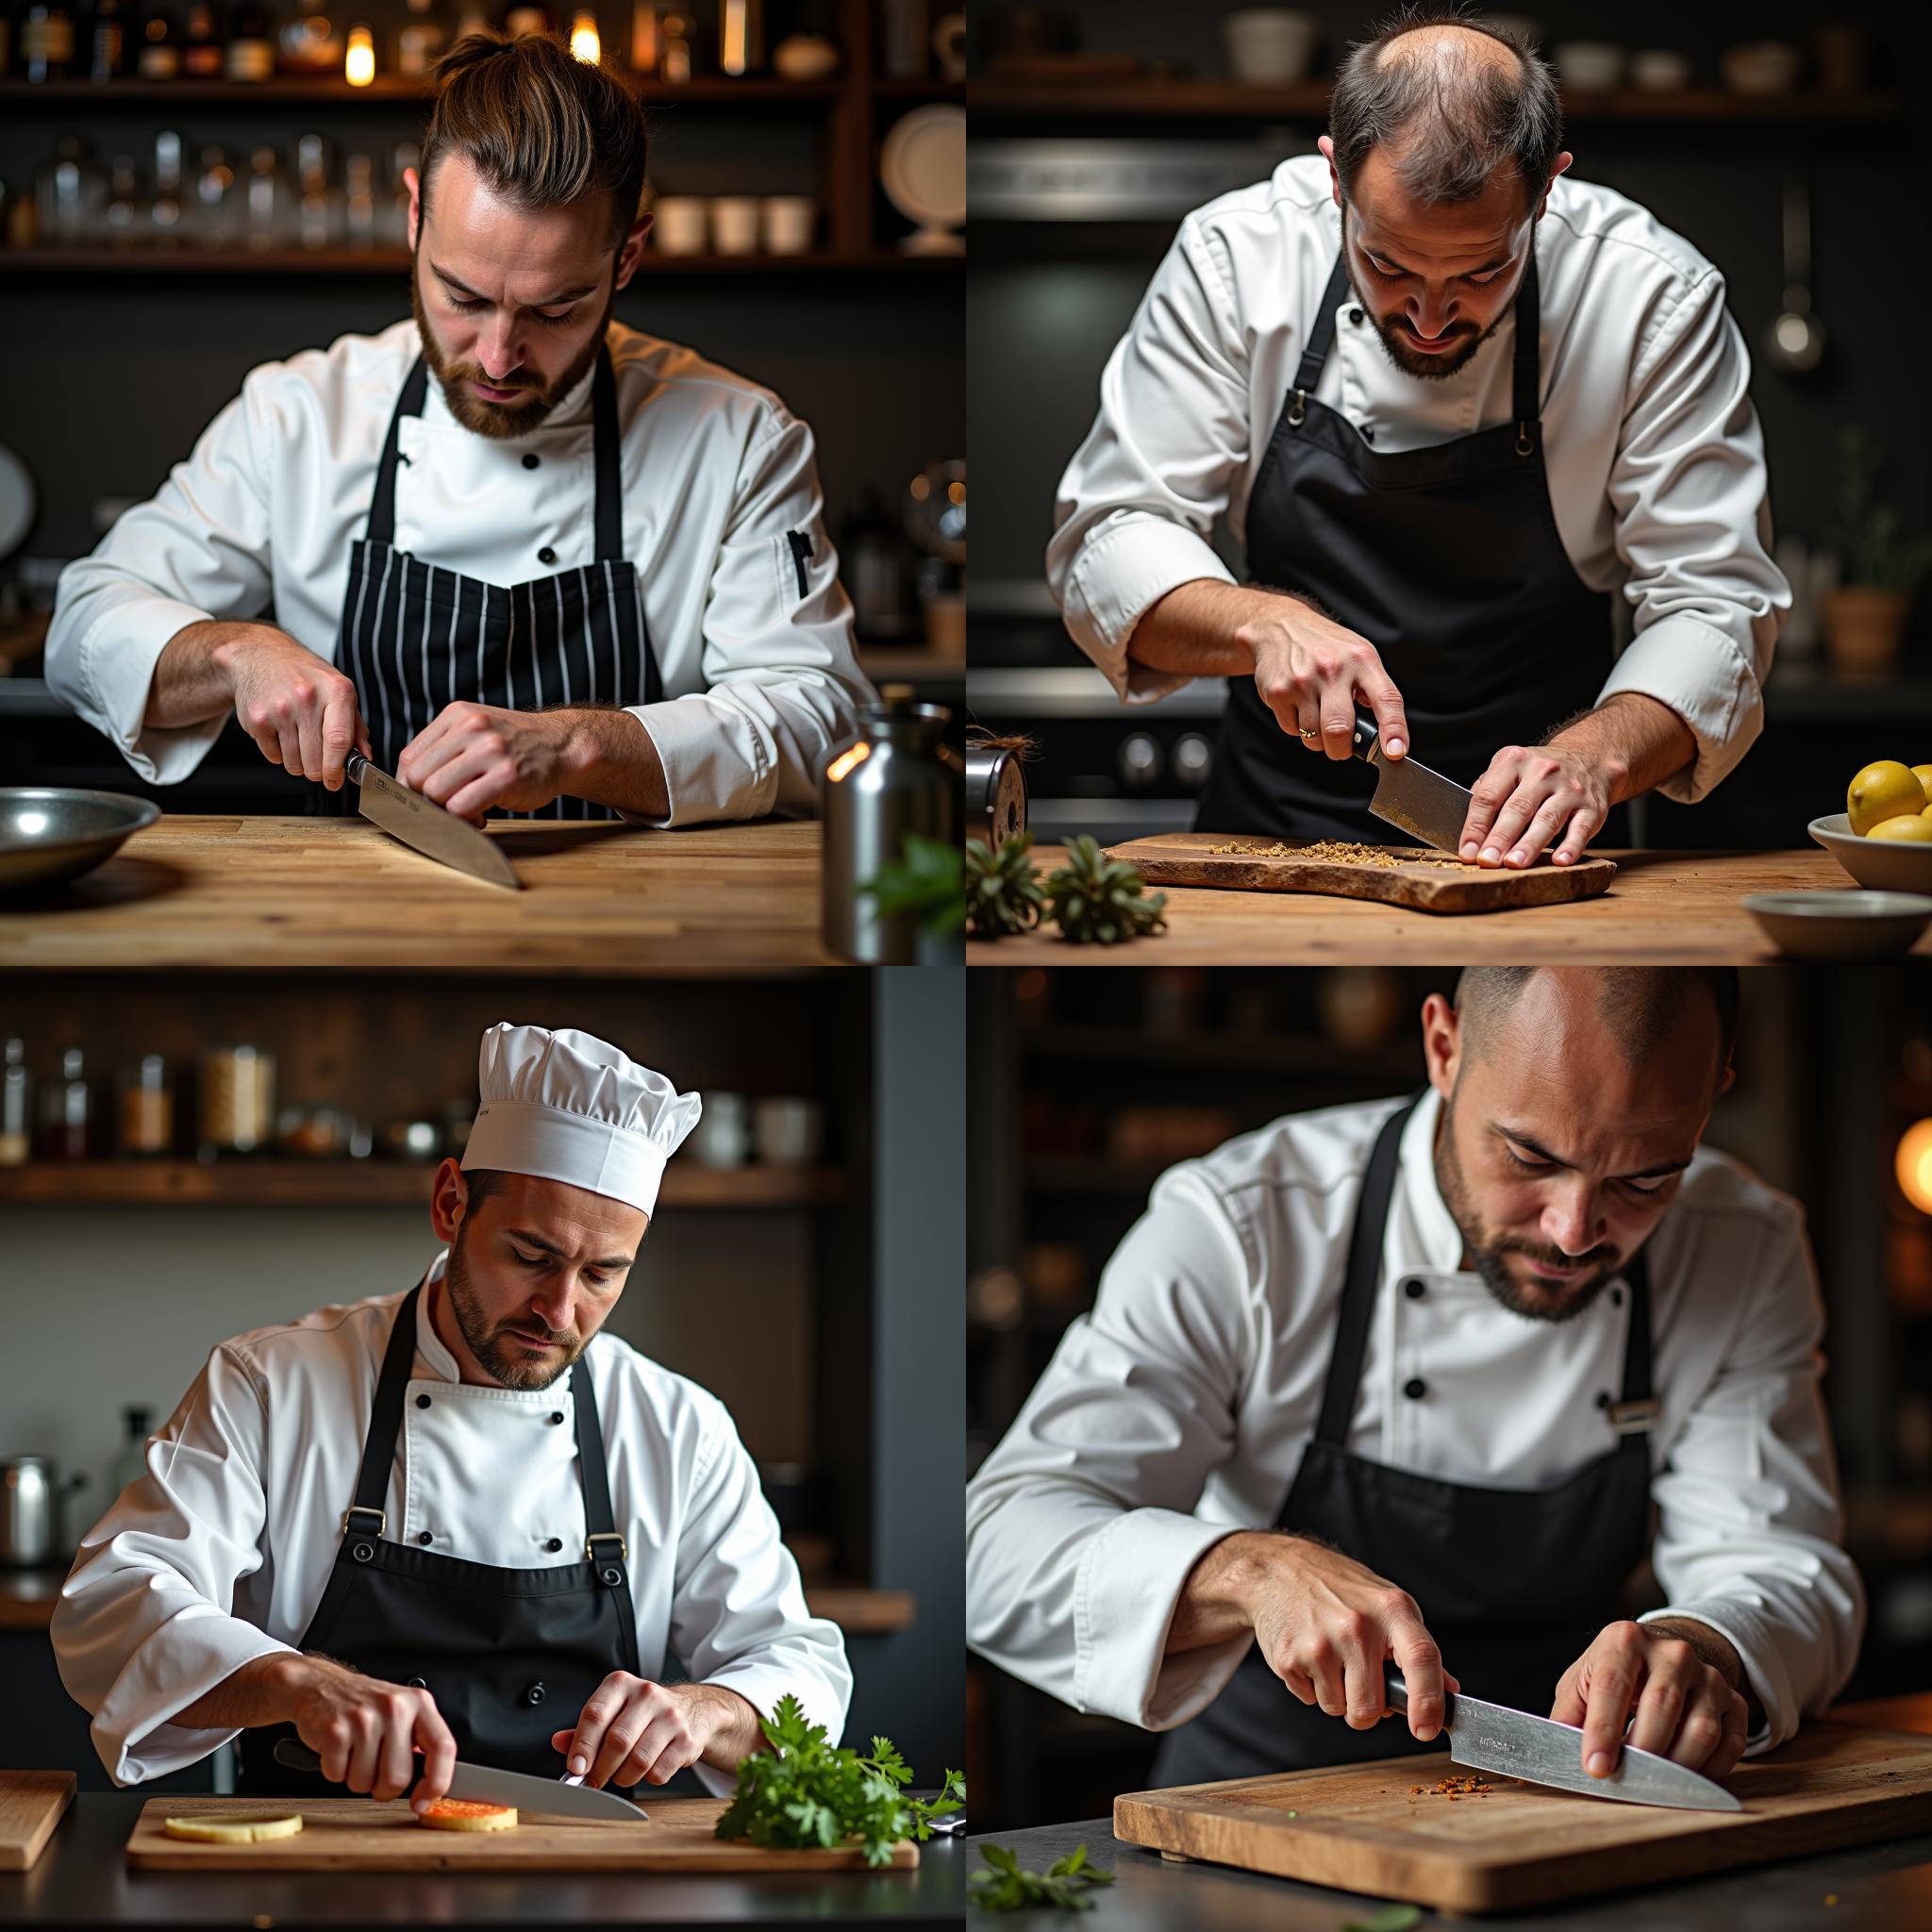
[[1348, 708, 1475, 857], [346, 752, 521, 891], [1384, 1668, 1740, 1812], [272, 1738, 647, 1823]]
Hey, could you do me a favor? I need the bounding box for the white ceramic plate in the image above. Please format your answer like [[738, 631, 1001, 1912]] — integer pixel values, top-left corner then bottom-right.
[[0, 444, 36, 560], [880, 105, 967, 231], [1808, 812, 1932, 891]]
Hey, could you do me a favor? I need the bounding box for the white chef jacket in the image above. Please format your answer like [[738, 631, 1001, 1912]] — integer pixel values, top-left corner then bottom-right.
[[1047, 157, 1789, 805], [44, 318, 874, 826], [53, 1260, 852, 1792], [966, 1090, 1862, 1757]]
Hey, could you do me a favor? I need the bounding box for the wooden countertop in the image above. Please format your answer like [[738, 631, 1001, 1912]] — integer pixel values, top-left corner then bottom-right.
[[968, 848, 1932, 964], [0, 816, 840, 976]]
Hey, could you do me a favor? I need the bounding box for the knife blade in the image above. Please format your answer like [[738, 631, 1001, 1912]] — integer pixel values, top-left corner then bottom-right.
[[1349, 708, 1474, 856], [271, 1738, 647, 1823], [1385, 1669, 1740, 1812], [347, 752, 521, 891]]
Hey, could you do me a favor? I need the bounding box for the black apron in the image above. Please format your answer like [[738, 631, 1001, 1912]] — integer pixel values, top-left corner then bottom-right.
[[238, 1282, 642, 1795], [1153, 1094, 1657, 1786], [1193, 248, 1617, 841], [333, 343, 661, 822]]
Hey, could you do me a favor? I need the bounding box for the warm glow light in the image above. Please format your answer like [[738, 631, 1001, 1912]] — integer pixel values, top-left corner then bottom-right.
[[721, 8, 746, 75], [570, 12, 601, 62], [345, 24, 375, 86], [1899, 1119, 1932, 1217], [825, 742, 871, 784]]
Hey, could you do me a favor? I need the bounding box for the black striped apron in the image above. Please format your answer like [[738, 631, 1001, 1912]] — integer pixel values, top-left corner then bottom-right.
[[333, 342, 661, 821]]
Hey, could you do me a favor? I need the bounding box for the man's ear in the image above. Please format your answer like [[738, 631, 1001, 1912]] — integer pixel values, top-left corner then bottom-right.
[[1318, 133, 1342, 208], [1419, 991, 1462, 1100], [614, 213, 651, 294], [1534, 151, 1574, 222], [429, 1157, 468, 1244]]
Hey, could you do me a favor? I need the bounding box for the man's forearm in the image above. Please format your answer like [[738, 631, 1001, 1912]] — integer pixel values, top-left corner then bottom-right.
[[1646, 1616, 1764, 1730], [1168, 1530, 1282, 1654], [558, 706, 672, 820], [172, 1650, 312, 1731], [691, 1683, 764, 1771], [1125, 581, 1292, 678], [145, 619, 251, 729], [1545, 692, 1696, 805]]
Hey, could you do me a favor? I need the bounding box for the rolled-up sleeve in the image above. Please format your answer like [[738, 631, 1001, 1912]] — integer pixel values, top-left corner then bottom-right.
[[1596, 269, 1788, 802], [627, 407, 874, 827], [51, 1345, 297, 1785], [1641, 1202, 1864, 1754], [1046, 216, 1246, 704], [966, 1173, 1259, 1730], [44, 375, 279, 786]]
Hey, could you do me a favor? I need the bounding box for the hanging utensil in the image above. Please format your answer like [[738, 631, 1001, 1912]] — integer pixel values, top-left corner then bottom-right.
[[1765, 172, 1826, 375]]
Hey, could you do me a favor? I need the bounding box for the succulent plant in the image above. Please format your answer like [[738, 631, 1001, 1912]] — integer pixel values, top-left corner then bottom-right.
[[965, 833, 1048, 938], [1045, 836, 1167, 945]]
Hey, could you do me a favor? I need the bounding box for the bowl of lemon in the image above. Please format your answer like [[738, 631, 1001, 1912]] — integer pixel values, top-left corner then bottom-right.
[[1809, 759, 1932, 891]]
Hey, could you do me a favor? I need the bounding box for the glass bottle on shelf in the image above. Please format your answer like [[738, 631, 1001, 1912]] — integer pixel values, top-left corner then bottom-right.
[[108, 1407, 155, 1498], [0, 1039, 31, 1169], [393, 0, 445, 79], [193, 142, 236, 247], [629, 2, 657, 75], [91, 0, 129, 79], [35, 135, 105, 246], [23, 3, 79, 81], [119, 1056, 174, 1158], [294, 131, 338, 249], [180, 0, 224, 77], [104, 152, 141, 244], [277, 7, 341, 73], [658, 8, 691, 81], [343, 149, 376, 247], [719, 0, 760, 76], [225, 0, 274, 77], [137, 6, 182, 77], [881, 0, 925, 77], [43, 1047, 93, 1161], [149, 129, 184, 242], [242, 143, 287, 248]]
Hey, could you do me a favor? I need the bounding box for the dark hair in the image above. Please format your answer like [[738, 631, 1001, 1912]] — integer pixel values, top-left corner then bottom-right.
[[419, 32, 648, 254], [1329, 7, 1562, 209], [457, 1165, 506, 1210], [1456, 968, 1741, 1074]]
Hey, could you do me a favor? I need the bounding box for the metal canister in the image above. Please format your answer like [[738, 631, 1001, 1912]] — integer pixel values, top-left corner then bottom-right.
[[821, 685, 963, 963]]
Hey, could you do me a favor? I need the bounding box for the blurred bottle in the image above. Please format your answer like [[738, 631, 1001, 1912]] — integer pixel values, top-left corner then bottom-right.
[[180, 0, 224, 76], [881, 0, 925, 77], [658, 8, 692, 80], [23, 3, 79, 81], [108, 1407, 155, 1500], [91, 0, 129, 78], [294, 131, 339, 249], [242, 144, 287, 248], [103, 153, 140, 242], [149, 129, 184, 242], [719, 0, 760, 75], [36, 134, 104, 245], [193, 142, 237, 247], [629, 1, 658, 75], [393, 0, 446, 78], [137, 5, 182, 77], [0, 1039, 30, 1168], [225, 0, 274, 77], [277, 8, 341, 73], [343, 149, 376, 247], [118, 1055, 174, 1158], [44, 1047, 93, 1161]]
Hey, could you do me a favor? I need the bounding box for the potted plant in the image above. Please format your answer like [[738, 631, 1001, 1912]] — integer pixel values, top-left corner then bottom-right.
[[1823, 427, 1932, 677]]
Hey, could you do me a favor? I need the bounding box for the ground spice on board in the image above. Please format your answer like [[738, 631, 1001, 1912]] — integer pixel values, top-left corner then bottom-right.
[[1204, 840, 1480, 870]]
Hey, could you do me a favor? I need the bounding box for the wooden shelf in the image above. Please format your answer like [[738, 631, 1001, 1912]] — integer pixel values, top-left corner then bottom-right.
[[0, 247, 959, 276], [0, 1161, 846, 1208], [1022, 1024, 1421, 1081], [0, 75, 845, 107]]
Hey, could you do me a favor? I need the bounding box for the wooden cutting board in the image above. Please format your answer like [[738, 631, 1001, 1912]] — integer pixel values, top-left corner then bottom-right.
[[1113, 1723, 1932, 1914], [0, 1772, 75, 1871], [126, 1795, 916, 1873], [1105, 835, 1618, 913]]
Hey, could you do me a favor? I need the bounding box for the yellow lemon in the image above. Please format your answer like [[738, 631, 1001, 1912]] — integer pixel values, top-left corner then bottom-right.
[[1868, 812, 1932, 843], [1913, 764, 1932, 807], [1848, 761, 1926, 836]]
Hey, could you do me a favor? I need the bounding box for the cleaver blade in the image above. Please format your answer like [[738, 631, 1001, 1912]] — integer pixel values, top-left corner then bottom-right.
[[1348, 708, 1474, 856], [347, 752, 521, 891]]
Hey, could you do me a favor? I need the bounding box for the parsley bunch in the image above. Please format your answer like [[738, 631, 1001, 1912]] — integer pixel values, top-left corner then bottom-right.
[[969, 1841, 1115, 1911], [715, 1693, 965, 1869]]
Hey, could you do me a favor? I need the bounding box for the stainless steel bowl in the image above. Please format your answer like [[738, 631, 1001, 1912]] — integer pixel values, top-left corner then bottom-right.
[[0, 788, 160, 892], [1743, 890, 1932, 960]]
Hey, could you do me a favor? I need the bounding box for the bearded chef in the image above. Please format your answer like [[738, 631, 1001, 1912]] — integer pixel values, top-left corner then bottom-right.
[[45, 31, 872, 828], [1047, 14, 1786, 862], [54, 1024, 849, 1808], [967, 969, 1863, 1790]]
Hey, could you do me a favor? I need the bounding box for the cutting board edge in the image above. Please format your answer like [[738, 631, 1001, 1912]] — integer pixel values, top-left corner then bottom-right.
[[0, 1770, 76, 1873]]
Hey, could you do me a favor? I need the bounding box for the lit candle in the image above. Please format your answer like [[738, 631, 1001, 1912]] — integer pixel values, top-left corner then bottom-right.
[[570, 10, 601, 62], [345, 24, 375, 87]]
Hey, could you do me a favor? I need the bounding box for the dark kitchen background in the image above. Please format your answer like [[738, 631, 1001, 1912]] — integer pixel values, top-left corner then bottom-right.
[[0, 964, 965, 1796], [0, 0, 966, 805], [965, 962, 1932, 1830], [966, 2, 1932, 849]]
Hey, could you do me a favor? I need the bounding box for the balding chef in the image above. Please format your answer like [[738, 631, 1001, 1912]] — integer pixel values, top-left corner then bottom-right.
[[54, 1024, 849, 1808], [1048, 12, 1786, 865], [46, 31, 872, 827], [968, 969, 1862, 1790]]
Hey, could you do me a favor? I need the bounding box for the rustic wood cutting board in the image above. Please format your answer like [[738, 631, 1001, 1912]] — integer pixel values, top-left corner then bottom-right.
[[1113, 1723, 1932, 1914], [1105, 835, 1618, 913], [0, 1771, 75, 1871], [126, 1795, 916, 1873]]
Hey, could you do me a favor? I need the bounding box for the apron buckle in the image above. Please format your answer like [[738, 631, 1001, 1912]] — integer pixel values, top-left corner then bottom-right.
[[1288, 389, 1307, 428], [1515, 421, 1535, 457], [341, 1506, 387, 1537], [586, 1531, 628, 1564], [1603, 1398, 1661, 1436]]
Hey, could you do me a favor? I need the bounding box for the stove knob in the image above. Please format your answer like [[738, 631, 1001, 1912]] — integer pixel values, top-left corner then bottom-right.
[[1173, 732, 1214, 789], [1118, 732, 1164, 789]]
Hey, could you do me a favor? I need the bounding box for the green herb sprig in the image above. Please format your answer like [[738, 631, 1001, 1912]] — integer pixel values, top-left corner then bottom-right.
[[969, 1840, 1116, 1911], [714, 1693, 965, 1869]]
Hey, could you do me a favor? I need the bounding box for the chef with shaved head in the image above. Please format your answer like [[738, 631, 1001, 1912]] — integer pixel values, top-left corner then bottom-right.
[[968, 968, 1862, 1788], [55, 1024, 849, 1808], [1049, 8, 1786, 863]]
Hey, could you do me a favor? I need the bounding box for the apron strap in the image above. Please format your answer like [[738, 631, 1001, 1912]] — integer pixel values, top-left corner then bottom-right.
[[591, 345, 625, 564], [364, 358, 431, 554], [345, 1279, 429, 1534], [568, 1349, 627, 1576], [1510, 247, 1542, 455], [1603, 1248, 1658, 1437], [1291, 252, 1353, 401], [1313, 1093, 1424, 1446]]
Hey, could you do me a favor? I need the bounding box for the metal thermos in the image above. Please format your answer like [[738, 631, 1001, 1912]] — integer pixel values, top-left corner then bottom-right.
[[821, 685, 962, 963], [1, 1456, 89, 1569]]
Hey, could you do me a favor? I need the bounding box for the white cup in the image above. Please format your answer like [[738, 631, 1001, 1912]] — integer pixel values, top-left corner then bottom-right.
[[1553, 40, 1625, 92], [690, 1091, 751, 1169], [760, 195, 816, 256], [755, 1097, 824, 1169], [1630, 48, 1690, 92], [1222, 8, 1317, 85], [653, 196, 708, 257], [710, 195, 761, 257]]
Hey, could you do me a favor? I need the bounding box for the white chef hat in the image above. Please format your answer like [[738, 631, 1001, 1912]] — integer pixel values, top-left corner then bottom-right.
[[462, 1024, 702, 1217]]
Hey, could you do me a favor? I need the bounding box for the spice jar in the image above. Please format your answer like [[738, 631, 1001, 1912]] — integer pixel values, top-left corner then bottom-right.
[[199, 1045, 275, 1156], [119, 1055, 174, 1158], [0, 1037, 30, 1167], [43, 1046, 93, 1160]]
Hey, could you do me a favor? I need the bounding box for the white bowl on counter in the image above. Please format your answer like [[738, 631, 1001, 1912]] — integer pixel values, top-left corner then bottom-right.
[[1744, 891, 1932, 960], [1809, 813, 1932, 891]]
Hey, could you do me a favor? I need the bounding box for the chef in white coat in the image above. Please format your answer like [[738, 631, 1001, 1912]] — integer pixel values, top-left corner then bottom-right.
[[968, 968, 1862, 1790], [1048, 17, 1786, 861], [54, 1023, 850, 1808], [46, 31, 872, 827]]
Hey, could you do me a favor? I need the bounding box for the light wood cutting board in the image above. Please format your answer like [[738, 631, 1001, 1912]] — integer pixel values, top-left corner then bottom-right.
[[1105, 835, 1618, 913], [126, 1795, 915, 1873], [1113, 1723, 1932, 1914], [0, 1772, 75, 1871]]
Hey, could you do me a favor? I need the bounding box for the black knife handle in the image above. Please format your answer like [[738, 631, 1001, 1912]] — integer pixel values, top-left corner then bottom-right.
[[1351, 707, 1381, 762], [345, 752, 369, 785], [1385, 1665, 1457, 1724], [274, 1740, 326, 1775]]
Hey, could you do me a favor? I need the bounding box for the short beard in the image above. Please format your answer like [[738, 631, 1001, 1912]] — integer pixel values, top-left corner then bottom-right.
[[1432, 1091, 1627, 1324], [443, 1225, 584, 1390], [409, 248, 615, 441], [1341, 208, 1510, 383]]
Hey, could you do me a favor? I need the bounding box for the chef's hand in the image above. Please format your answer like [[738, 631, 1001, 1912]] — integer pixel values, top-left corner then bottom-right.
[[395, 701, 577, 822], [220, 626, 373, 792], [1553, 1619, 1751, 1783], [283, 1655, 458, 1810], [552, 1675, 761, 1789], [1173, 1532, 1457, 1742], [1239, 599, 1410, 764]]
